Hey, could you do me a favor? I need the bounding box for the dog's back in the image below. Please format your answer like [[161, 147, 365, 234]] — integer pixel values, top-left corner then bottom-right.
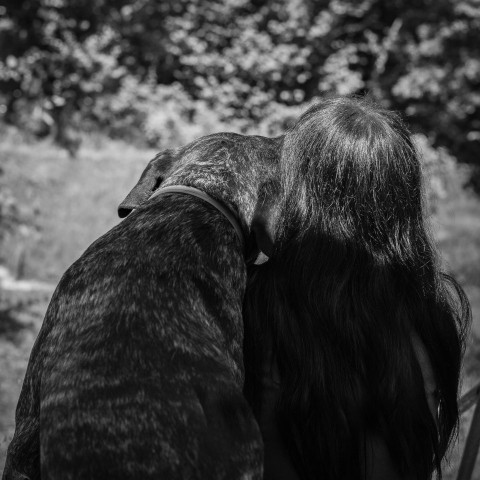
[[4, 133, 282, 480], [41, 197, 253, 478]]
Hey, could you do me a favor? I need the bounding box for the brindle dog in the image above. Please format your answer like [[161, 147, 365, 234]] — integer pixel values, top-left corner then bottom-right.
[[3, 133, 282, 480]]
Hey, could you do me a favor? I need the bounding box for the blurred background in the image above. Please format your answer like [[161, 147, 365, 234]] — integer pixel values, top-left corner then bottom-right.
[[0, 0, 479, 477]]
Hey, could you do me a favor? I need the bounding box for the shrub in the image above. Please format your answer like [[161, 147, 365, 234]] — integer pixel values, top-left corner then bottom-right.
[[414, 133, 467, 210]]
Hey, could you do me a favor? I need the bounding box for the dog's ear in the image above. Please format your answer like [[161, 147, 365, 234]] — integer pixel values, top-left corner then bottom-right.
[[249, 182, 281, 262], [118, 150, 176, 218]]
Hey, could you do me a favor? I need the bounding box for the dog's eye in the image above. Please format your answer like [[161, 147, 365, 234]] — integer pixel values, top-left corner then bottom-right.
[[152, 177, 163, 192]]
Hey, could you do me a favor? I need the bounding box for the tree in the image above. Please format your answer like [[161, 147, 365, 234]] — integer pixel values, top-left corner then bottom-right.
[[0, 0, 478, 173]]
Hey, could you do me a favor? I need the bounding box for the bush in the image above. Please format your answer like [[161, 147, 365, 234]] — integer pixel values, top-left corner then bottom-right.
[[90, 79, 229, 147], [414, 133, 467, 210]]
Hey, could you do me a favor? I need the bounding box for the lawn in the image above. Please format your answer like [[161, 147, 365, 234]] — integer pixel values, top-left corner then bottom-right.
[[1, 133, 479, 478]]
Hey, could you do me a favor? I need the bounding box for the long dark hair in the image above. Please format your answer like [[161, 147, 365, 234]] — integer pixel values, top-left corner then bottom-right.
[[243, 97, 471, 479]]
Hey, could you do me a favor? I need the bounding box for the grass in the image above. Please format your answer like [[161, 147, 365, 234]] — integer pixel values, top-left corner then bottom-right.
[[0, 129, 157, 282], [433, 194, 480, 479], [0, 133, 479, 477]]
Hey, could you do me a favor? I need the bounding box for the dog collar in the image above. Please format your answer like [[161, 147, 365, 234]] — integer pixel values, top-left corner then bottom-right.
[[149, 185, 245, 248]]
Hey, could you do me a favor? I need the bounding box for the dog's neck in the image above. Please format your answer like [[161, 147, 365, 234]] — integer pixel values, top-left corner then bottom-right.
[[161, 170, 258, 237], [149, 185, 246, 248]]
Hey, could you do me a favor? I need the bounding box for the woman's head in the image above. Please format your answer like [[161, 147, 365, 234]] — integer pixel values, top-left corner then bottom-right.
[[278, 97, 425, 263], [244, 96, 470, 479]]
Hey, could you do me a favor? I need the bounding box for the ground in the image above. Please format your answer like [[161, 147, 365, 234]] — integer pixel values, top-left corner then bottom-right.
[[0, 133, 479, 478]]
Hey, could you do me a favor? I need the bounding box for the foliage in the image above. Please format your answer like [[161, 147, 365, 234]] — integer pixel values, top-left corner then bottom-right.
[[91, 78, 228, 147], [0, 0, 478, 162], [0, 129, 27, 246], [0, 187, 19, 242], [414, 133, 466, 210]]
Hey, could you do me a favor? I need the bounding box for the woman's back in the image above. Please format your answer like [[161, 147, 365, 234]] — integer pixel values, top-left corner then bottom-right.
[[249, 335, 437, 479], [243, 96, 470, 480]]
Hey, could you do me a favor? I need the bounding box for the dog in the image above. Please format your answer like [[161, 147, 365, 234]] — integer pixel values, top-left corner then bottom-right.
[[3, 132, 283, 480]]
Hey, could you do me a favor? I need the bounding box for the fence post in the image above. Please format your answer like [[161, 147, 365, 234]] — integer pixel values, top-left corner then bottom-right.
[[456, 384, 480, 480]]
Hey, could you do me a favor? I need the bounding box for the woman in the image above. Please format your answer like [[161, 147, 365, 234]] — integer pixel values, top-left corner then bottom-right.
[[243, 97, 471, 479]]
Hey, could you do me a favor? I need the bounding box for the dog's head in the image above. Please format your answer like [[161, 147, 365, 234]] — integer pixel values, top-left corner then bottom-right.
[[118, 133, 284, 260]]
